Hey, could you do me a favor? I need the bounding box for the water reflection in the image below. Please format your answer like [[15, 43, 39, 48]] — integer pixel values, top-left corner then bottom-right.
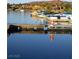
[[49, 34, 55, 40], [8, 34, 72, 59]]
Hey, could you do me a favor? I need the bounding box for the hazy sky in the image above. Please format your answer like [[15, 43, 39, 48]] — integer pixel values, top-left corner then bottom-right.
[[7, 0, 72, 4]]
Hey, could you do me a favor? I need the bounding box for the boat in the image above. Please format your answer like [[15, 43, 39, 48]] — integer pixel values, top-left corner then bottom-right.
[[37, 13, 47, 18], [31, 11, 72, 24], [20, 10, 24, 12], [47, 13, 72, 20], [46, 13, 72, 28]]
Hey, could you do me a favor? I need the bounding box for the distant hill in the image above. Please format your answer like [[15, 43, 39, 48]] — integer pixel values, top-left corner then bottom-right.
[[7, 1, 72, 12]]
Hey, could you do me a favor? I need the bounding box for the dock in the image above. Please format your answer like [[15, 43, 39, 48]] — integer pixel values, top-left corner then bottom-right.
[[7, 24, 72, 34]]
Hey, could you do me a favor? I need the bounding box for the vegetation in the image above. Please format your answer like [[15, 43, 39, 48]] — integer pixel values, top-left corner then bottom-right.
[[7, 1, 72, 12]]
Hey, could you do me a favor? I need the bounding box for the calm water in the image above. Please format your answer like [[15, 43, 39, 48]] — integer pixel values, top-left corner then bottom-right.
[[7, 11, 72, 59], [8, 34, 72, 59], [7, 11, 42, 24]]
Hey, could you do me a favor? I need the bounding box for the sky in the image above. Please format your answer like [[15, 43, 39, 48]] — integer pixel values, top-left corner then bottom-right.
[[7, 0, 72, 4]]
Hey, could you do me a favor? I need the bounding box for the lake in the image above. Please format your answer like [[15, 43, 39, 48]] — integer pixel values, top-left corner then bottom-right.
[[7, 11, 43, 24], [7, 11, 72, 59], [7, 34, 72, 59]]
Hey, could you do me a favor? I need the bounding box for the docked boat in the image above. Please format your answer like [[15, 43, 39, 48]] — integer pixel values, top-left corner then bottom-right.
[[46, 13, 72, 28], [47, 13, 72, 20], [20, 10, 24, 12], [31, 10, 47, 18]]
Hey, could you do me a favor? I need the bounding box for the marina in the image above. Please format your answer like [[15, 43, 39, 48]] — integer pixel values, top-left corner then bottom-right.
[[8, 11, 72, 34], [7, 10, 72, 35], [7, 0, 72, 59]]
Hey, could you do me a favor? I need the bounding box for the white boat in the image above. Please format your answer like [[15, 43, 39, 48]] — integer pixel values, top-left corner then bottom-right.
[[37, 13, 47, 18], [47, 13, 72, 28], [47, 13, 72, 20], [31, 11, 72, 20], [20, 10, 24, 12]]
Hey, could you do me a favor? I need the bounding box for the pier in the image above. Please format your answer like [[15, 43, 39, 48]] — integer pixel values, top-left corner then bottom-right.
[[7, 24, 72, 34]]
